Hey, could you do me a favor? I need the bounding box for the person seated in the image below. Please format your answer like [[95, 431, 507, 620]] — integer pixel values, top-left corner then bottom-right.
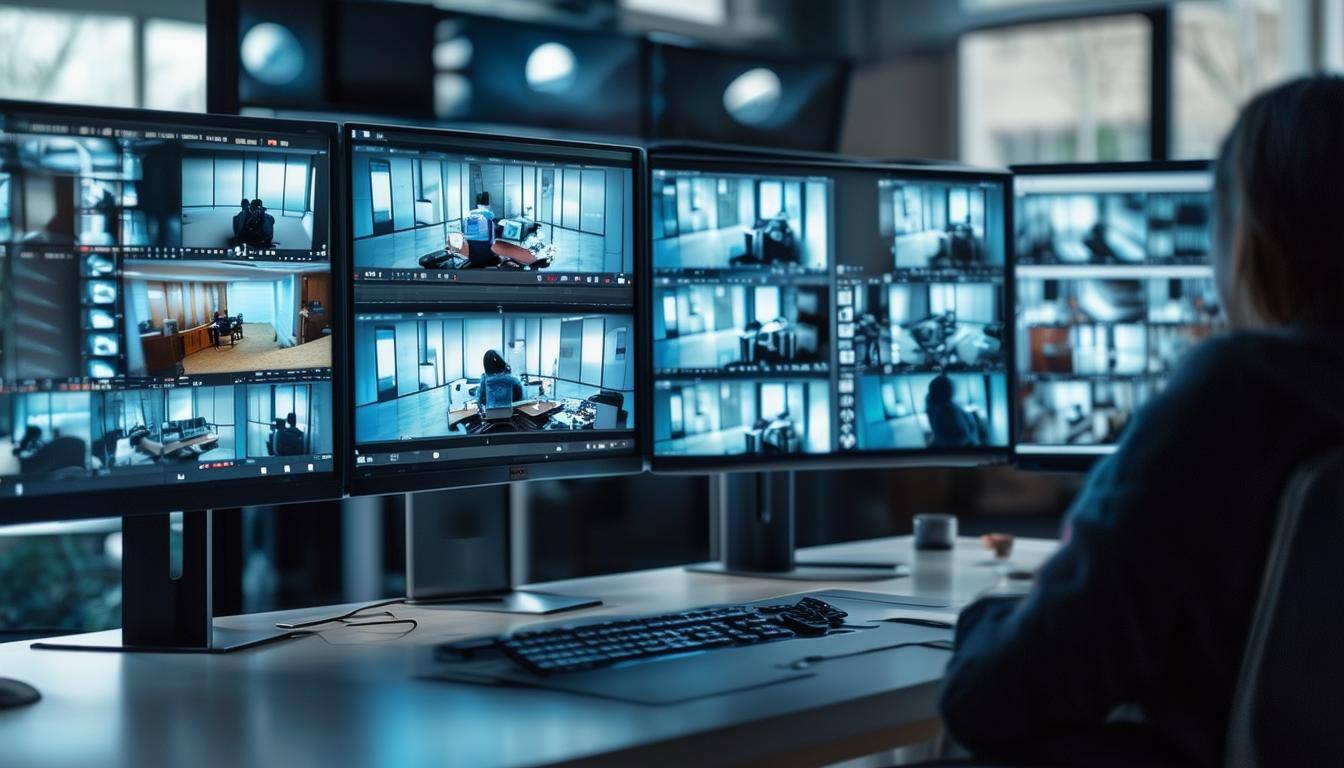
[[944, 221, 980, 264], [461, 192, 500, 269], [273, 412, 306, 456], [209, 311, 229, 347], [219, 311, 236, 343], [265, 419, 286, 456], [736, 214, 800, 266], [925, 374, 984, 448], [12, 425, 46, 460], [236, 198, 275, 249], [1082, 221, 1117, 263], [231, 198, 249, 240], [940, 76, 1344, 768], [477, 350, 523, 408]]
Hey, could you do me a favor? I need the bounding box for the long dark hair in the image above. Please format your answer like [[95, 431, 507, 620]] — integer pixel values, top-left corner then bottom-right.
[[483, 349, 510, 375], [1213, 75, 1344, 326]]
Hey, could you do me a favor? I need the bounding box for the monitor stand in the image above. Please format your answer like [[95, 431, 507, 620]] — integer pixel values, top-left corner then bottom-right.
[[402, 489, 599, 615], [31, 511, 296, 654], [687, 471, 904, 581]]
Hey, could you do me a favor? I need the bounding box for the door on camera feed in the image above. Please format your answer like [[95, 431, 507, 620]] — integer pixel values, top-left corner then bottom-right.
[[375, 326, 397, 402], [370, 160, 393, 236]]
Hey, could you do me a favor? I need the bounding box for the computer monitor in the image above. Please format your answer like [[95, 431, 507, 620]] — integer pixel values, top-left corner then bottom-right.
[[0, 100, 341, 524], [1011, 161, 1216, 470], [346, 123, 644, 495], [649, 150, 1012, 472]]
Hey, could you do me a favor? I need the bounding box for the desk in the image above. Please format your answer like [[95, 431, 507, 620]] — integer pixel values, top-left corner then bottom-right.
[[0, 535, 1057, 768], [448, 404, 479, 430], [139, 322, 215, 376], [516, 400, 564, 420], [492, 240, 540, 266]]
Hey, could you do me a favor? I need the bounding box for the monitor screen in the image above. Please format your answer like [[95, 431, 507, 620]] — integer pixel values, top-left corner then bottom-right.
[[650, 155, 1011, 470], [1011, 163, 1216, 467], [348, 125, 641, 492], [0, 101, 338, 516]]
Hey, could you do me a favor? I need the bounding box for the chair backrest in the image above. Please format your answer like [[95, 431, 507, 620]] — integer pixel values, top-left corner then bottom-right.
[[1226, 447, 1344, 767]]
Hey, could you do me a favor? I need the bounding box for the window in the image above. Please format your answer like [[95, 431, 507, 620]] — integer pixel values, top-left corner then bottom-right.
[[959, 14, 1152, 165], [1173, 0, 1296, 159], [144, 18, 206, 112], [0, 8, 205, 112], [0, 8, 134, 106]]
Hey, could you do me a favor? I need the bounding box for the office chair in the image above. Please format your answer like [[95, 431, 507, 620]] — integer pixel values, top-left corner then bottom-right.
[[912, 449, 1344, 768], [587, 390, 627, 429], [1225, 445, 1344, 767], [19, 437, 87, 476]]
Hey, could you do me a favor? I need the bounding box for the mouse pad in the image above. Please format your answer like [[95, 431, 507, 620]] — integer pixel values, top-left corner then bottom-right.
[[421, 604, 952, 706], [423, 653, 817, 705]]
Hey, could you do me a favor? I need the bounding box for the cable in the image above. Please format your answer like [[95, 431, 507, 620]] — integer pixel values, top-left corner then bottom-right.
[[777, 639, 955, 671], [274, 598, 409, 630]]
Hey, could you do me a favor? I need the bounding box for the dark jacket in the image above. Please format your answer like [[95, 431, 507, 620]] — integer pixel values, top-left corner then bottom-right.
[[477, 372, 524, 406], [941, 329, 1344, 767], [928, 402, 983, 448], [273, 426, 306, 456]]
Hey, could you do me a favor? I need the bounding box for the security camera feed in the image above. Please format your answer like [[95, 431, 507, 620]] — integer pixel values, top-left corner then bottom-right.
[[1018, 379, 1157, 447], [650, 159, 1012, 464], [880, 179, 1005, 273], [354, 312, 634, 443], [827, 174, 1010, 457], [0, 382, 332, 496], [0, 104, 335, 503], [844, 282, 1004, 371], [349, 127, 641, 483], [122, 259, 332, 377], [653, 283, 829, 375], [1013, 167, 1216, 459], [180, 146, 323, 253], [651, 170, 830, 274], [0, 133, 326, 256], [349, 134, 634, 283], [853, 372, 1009, 451], [1016, 180, 1211, 266], [653, 379, 831, 456]]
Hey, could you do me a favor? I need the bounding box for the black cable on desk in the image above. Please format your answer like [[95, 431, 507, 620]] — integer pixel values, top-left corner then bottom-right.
[[777, 639, 955, 671], [274, 598, 410, 630]]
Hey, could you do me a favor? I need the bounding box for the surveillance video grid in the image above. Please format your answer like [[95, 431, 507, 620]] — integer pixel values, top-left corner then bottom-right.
[[1013, 169, 1216, 457], [0, 107, 336, 499]]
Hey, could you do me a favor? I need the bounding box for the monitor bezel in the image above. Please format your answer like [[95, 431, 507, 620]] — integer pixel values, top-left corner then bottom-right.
[[0, 98, 346, 525], [1008, 159, 1215, 473], [342, 121, 650, 496], [646, 149, 1016, 475]]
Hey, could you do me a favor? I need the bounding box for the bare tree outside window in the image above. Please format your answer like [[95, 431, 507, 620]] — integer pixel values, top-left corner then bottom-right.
[[959, 14, 1152, 166]]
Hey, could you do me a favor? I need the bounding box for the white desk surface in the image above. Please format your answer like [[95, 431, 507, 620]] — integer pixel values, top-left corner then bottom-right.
[[0, 535, 1058, 768]]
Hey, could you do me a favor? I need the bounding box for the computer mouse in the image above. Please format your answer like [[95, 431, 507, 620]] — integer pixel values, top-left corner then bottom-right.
[[797, 597, 848, 627]]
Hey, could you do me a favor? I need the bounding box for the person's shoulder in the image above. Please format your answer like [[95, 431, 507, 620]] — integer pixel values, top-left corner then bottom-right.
[[1168, 328, 1340, 393]]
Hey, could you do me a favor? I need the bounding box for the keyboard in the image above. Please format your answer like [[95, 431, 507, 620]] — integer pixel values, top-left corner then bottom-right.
[[451, 596, 850, 676]]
